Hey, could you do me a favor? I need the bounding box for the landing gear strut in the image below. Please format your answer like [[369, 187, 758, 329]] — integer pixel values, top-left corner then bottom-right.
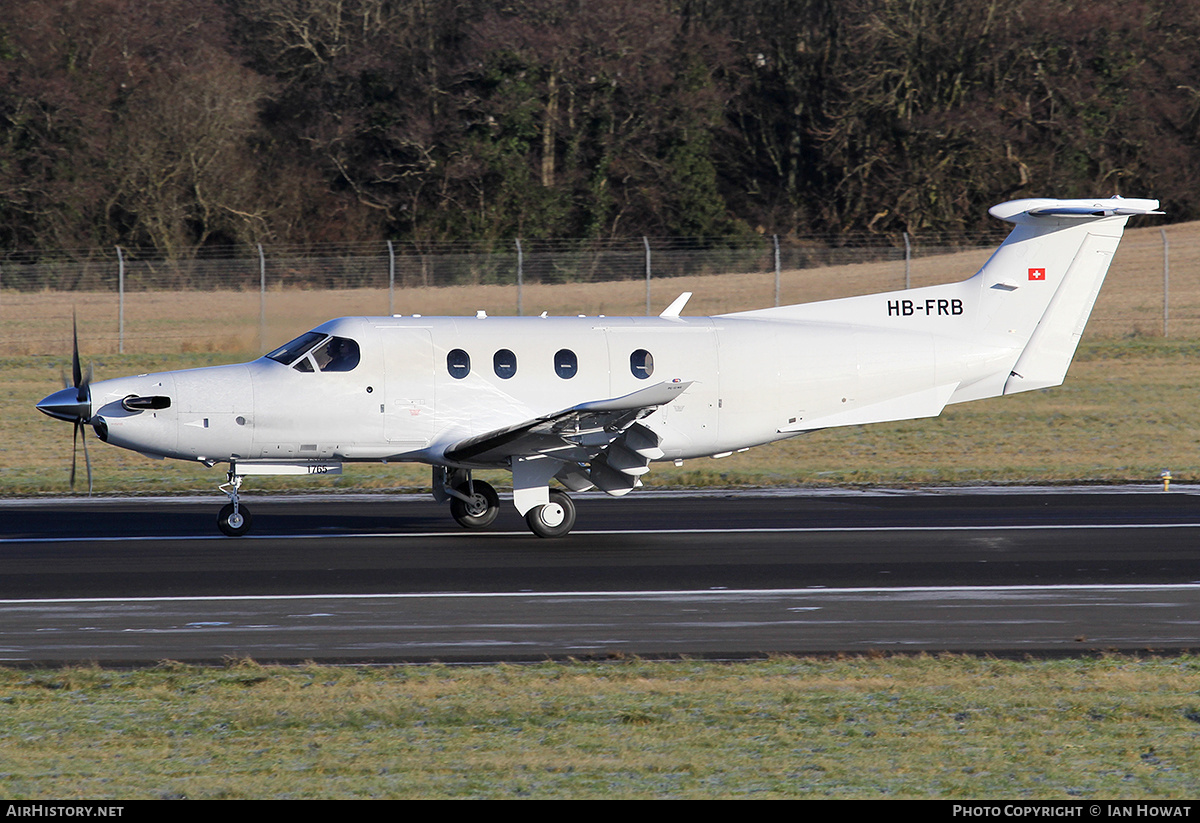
[[217, 470, 252, 537]]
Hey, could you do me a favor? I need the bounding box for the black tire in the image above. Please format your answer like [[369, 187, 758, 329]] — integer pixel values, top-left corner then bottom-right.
[[450, 480, 500, 529], [525, 489, 576, 538], [217, 502, 252, 537]]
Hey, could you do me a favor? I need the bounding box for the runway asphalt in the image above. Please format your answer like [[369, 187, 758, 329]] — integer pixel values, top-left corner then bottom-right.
[[1, 487, 1197, 663]]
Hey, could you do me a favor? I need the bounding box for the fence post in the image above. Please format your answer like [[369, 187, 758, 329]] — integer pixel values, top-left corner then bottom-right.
[[387, 240, 395, 316], [1161, 228, 1169, 338], [116, 246, 125, 354], [773, 235, 781, 307], [903, 232, 911, 290], [516, 238, 523, 317], [643, 236, 651, 316], [258, 244, 266, 352]]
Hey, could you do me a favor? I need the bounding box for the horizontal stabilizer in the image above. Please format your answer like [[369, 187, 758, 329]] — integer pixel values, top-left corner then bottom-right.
[[1029, 206, 1164, 218], [989, 197, 1162, 224]]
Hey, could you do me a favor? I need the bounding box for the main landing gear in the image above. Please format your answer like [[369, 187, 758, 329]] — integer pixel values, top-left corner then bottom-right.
[[449, 479, 501, 529], [440, 468, 577, 538]]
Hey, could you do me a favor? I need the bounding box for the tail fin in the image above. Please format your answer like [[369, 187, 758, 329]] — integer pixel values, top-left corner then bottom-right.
[[978, 197, 1161, 395], [721, 196, 1160, 402]]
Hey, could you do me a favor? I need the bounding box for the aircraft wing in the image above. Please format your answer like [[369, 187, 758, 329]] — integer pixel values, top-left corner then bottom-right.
[[443, 379, 691, 495]]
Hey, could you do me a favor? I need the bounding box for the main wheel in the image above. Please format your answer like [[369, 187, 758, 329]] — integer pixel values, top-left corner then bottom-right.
[[217, 502, 252, 537], [525, 490, 576, 538], [450, 480, 500, 529]]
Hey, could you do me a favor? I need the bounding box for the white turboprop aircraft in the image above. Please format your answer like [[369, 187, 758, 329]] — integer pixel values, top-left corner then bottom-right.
[[37, 197, 1160, 537]]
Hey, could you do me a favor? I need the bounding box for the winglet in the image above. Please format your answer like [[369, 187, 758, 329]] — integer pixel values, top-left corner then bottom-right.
[[659, 292, 692, 318]]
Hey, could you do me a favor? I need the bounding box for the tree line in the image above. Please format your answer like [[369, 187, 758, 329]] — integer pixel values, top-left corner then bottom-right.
[[1, 0, 1197, 259]]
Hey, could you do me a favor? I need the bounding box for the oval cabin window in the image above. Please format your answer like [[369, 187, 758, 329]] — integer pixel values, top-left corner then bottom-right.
[[630, 349, 654, 379], [493, 349, 517, 379], [554, 349, 578, 379], [447, 349, 471, 379]]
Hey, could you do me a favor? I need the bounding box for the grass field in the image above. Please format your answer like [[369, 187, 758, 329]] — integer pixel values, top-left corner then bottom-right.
[[1, 656, 1197, 800]]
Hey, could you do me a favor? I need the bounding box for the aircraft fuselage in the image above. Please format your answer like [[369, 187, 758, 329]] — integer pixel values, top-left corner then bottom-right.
[[85, 310, 1011, 470]]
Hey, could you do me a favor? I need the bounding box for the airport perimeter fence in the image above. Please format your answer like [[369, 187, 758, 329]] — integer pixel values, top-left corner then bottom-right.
[[0, 226, 1188, 356]]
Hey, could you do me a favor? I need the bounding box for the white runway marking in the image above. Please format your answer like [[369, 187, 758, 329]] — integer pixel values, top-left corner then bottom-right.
[[5, 521, 1200, 545], [3, 583, 1199, 606]]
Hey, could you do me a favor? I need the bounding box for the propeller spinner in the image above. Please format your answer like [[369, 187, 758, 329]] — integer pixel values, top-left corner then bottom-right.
[[35, 313, 94, 493]]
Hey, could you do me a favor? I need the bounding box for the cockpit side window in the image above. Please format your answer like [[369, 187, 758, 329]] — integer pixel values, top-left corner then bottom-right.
[[266, 332, 360, 373], [266, 331, 326, 366], [312, 336, 360, 372]]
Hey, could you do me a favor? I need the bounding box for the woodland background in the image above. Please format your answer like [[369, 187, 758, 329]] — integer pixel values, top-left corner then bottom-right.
[[2, 0, 1198, 259]]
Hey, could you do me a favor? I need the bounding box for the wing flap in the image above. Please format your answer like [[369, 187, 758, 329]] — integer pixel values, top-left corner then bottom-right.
[[443, 380, 691, 466]]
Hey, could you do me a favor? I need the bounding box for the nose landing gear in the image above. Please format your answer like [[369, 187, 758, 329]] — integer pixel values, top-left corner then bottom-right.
[[217, 502, 252, 537], [217, 470, 252, 537]]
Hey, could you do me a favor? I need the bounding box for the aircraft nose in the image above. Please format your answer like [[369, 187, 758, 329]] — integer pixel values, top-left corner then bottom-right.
[[36, 386, 91, 423]]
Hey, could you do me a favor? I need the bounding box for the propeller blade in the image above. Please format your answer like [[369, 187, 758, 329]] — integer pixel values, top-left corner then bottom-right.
[[80, 421, 92, 496], [72, 310, 83, 398], [70, 421, 78, 490], [47, 312, 95, 493]]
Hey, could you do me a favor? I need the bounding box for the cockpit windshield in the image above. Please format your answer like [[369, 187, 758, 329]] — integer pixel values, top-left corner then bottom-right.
[[266, 332, 326, 366], [266, 332, 360, 372]]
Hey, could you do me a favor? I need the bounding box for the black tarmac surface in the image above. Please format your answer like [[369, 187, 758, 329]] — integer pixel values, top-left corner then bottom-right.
[[0, 488, 1197, 663]]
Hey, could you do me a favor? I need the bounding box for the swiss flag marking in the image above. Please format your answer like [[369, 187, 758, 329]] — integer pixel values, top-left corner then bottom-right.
[[1028, 267, 1046, 281]]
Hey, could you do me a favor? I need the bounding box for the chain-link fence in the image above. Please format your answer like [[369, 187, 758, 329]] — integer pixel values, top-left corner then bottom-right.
[[0, 224, 1186, 356]]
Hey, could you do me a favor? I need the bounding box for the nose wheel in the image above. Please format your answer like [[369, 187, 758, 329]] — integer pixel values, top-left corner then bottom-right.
[[217, 502, 253, 537], [217, 470, 252, 537], [525, 489, 576, 538]]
